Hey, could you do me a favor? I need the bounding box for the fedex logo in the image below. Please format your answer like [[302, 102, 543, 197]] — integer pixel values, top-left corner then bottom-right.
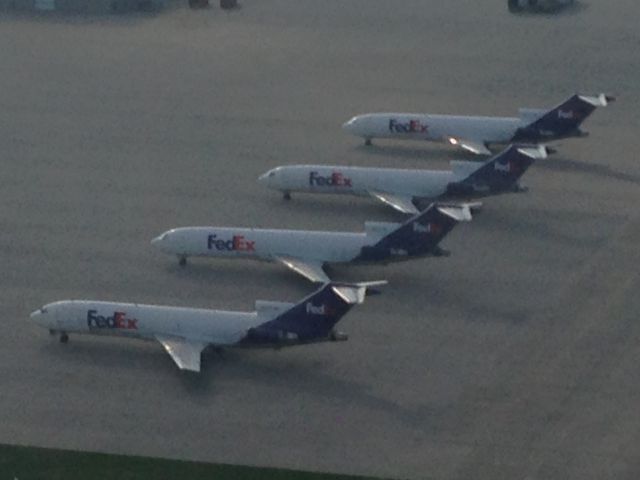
[[208, 234, 256, 252], [389, 118, 428, 134], [413, 222, 441, 234], [309, 171, 352, 187], [87, 310, 138, 330], [557, 110, 575, 120], [494, 161, 513, 173], [306, 303, 331, 315]]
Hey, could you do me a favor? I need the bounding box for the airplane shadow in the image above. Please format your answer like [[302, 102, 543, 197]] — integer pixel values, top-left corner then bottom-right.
[[0, 11, 160, 26], [162, 259, 311, 295], [379, 268, 535, 325], [161, 253, 396, 290], [39, 338, 449, 431], [538, 156, 640, 184], [207, 351, 453, 431], [260, 195, 403, 223], [353, 144, 479, 163], [471, 205, 617, 248]]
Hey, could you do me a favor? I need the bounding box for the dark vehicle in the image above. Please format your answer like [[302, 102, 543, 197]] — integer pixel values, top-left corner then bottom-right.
[[508, 0, 575, 13]]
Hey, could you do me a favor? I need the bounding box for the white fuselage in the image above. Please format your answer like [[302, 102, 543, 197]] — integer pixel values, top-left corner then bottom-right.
[[152, 226, 387, 264], [259, 164, 473, 199], [343, 113, 522, 144], [30, 300, 263, 346]]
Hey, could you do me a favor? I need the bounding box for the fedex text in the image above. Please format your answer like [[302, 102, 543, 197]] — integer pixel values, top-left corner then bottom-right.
[[388, 118, 428, 134], [87, 310, 138, 330], [208, 234, 256, 252], [306, 303, 329, 315], [309, 171, 352, 188], [413, 222, 441, 234]]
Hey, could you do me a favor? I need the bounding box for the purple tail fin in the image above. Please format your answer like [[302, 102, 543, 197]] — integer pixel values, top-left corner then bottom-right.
[[514, 93, 614, 141], [356, 203, 472, 262], [244, 282, 385, 345], [448, 144, 548, 196]]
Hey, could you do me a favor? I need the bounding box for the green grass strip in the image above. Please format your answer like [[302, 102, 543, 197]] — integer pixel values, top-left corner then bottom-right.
[[0, 443, 385, 480]]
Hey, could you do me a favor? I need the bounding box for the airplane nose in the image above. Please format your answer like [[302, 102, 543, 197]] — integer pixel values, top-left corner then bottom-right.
[[29, 307, 48, 327], [151, 232, 169, 247], [342, 117, 359, 133], [258, 170, 278, 188]]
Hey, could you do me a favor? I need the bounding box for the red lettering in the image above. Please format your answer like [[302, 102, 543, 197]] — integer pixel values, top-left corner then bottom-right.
[[233, 235, 256, 252], [114, 312, 126, 329]]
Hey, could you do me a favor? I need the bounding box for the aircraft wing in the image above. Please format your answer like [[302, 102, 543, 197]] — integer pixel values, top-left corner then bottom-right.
[[447, 137, 492, 155], [155, 335, 208, 372], [369, 191, 419, 215], [275, 256, 330, 283]]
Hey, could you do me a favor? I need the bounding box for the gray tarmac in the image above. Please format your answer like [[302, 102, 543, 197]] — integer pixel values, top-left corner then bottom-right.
[[1, 1, 639, 479]]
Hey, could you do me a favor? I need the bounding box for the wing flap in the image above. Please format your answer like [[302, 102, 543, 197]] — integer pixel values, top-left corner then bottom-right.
[[275, 256, 330, 283], [156, 335, 207, 372], [369, 191, 419, 214]]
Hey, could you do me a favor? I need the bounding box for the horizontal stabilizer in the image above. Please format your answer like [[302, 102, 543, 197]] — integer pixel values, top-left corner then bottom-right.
[[579, 93, 615, 107], [330, 281, 388, 304], [436, 201, 483, 214], [515, 144, 552, 159], [434, 203, 474, 221]]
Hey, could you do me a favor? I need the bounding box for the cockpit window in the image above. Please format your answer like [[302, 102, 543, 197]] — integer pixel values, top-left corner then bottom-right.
[[268, 171, 276, 178]]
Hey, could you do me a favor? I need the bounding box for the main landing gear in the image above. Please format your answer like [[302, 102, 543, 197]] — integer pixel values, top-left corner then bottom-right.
[[364, 138, 372, 146], [283, 192, 291, 200], [514, 183, 529, 193], [179, 256, 187, 267], [329, 330, 349, 342]]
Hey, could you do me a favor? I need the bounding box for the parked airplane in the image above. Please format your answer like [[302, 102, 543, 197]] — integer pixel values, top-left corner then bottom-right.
[[259, 144, 548, 215], [151, 203, 471, 283], [342, 93, 614, 154], [29, 281, 385, 373]]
